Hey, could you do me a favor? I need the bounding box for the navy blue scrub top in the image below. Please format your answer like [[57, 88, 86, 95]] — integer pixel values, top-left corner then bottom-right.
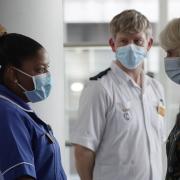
[[0, 84, 67, 180]]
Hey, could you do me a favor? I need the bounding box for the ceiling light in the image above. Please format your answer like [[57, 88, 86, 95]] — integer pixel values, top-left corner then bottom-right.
[[71, 82, 84, 92]]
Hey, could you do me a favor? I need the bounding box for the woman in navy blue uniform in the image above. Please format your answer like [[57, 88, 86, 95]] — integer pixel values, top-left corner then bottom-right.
[[0, 31, 66, 180]]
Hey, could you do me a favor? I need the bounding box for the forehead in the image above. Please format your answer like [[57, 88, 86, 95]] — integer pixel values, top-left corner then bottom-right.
[[22, 49, 49, 67], [24, 49, 49, 64], [115, 31, 147, 40]]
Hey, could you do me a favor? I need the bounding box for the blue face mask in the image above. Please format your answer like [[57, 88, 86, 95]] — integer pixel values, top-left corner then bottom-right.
[[14, 68, 52, 103], [164, 57, 180, 84], [115, 44, 147, 69]]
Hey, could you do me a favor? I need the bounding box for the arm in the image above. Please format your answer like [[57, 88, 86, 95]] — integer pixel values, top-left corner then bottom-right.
[[74, 144, 95, 180], [71, 82, 109, 179]]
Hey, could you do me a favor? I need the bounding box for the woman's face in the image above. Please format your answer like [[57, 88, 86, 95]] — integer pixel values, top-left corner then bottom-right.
[[166, 48, 180, 57], [11, 48, 50, 101], [164, 47, 180, 85]]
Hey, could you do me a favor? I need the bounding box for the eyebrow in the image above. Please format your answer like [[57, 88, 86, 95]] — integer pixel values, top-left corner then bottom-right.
[[39, 62, 50, 66]]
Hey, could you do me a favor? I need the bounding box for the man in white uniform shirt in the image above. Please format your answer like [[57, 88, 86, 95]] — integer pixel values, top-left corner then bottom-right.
[[71, 9, 166, 180]]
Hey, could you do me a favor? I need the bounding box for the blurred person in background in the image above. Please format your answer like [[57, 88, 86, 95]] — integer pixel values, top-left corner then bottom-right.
[[160, 18, 180, 180]]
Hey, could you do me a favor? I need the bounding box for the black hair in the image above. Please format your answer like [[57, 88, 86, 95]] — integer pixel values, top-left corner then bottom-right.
[[0, 33, 43, 82]]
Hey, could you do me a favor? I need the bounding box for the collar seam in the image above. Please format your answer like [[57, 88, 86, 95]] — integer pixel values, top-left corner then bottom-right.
[[0, 95, 33, 112]]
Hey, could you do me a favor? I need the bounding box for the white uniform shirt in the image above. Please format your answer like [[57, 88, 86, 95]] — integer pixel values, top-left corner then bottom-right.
[[70, 62, 166, 180]]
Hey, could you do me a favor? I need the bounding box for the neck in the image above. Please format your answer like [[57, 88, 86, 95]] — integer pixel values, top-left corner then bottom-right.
[[115, 61, 143, 87]]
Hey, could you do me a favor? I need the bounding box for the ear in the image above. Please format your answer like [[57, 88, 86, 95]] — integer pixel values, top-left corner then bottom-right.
[[109, 38, 116, 52], [3, 66, 18, 85], [147, 38, 153, 51]]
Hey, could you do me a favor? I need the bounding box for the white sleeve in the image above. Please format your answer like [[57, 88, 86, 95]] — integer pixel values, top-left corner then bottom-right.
[[70, 81, 109, 152]]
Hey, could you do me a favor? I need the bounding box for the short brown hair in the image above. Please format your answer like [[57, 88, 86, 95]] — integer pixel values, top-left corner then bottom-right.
[[110, 9, 152, 39]]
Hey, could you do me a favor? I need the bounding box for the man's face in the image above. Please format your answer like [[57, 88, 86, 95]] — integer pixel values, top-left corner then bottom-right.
[[109, 31, 152, 52]]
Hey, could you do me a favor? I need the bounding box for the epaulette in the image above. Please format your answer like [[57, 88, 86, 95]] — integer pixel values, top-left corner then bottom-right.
[[89, 68, 111, 80]]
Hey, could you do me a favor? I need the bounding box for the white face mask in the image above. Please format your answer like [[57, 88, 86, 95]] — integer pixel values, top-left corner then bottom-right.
[[13, 67, 52, 103]]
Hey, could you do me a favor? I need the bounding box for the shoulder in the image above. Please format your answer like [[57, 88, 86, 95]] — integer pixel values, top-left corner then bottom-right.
[[88, 68, 114, 95], [89, 68, 111, 80], [0, 97, 25, 115], [79, 69, 114, 107], [82, 68, 115, 101], [0, 98, 32, 129], [146, 75, 165, 99], [148, 76, 164, 92]]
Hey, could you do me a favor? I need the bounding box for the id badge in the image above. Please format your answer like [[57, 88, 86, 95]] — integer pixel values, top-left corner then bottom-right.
[[157, 99, 166, 118]]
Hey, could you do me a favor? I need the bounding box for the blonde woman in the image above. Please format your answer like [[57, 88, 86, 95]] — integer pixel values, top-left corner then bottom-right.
[[160, 18, 180, 180]]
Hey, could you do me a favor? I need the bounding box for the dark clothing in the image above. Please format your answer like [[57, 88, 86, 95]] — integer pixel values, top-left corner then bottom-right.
[[166, 113, 180, 180]]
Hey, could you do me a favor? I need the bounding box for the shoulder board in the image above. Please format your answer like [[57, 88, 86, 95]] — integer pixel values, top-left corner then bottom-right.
[[89, 68, 111, 80]]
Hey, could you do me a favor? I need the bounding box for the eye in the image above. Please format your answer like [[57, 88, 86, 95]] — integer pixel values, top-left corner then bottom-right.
[[36, 66, 49, 74], [134, 39, 144, 46], [118, 39, 128, 46]]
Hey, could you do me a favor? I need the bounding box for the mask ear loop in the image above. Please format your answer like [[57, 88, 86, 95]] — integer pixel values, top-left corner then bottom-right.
[[13, 67, 32, 78], [15, 80, 27, 92], [14, 78, 28, 92], [13, 67, 36, 90]]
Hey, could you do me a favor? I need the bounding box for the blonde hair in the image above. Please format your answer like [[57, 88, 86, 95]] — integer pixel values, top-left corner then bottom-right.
[[159, 18, 180, 51], [110, 9, 152, 39]]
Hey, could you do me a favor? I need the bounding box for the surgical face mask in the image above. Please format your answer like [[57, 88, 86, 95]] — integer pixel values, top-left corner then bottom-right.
[[115, 44, 148, 69], [14, 67, 52, 103], [164, 57, 180, 84]]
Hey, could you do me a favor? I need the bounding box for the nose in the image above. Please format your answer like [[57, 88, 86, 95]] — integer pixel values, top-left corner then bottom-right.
[[128, 40, 134, 44]]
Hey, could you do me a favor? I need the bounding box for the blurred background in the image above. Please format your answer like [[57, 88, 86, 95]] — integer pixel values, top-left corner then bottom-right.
[[63, 0, 180, 179]]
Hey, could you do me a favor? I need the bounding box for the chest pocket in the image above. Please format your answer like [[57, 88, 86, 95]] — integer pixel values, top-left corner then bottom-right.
[[114, 101, 135, 132]]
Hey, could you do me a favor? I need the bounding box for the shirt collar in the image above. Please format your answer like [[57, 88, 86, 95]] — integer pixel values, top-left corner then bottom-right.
[[0, 84, 33, 112], [110, 61, 150, 90], [111, 61, 132, 83]]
